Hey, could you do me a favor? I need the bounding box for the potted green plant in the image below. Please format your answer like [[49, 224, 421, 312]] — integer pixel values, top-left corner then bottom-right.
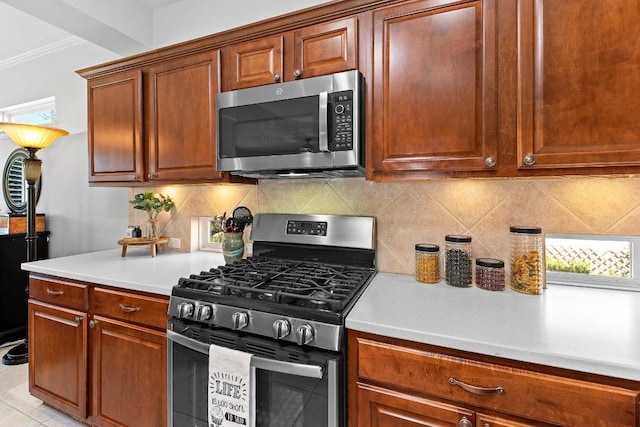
[[129, 191, 175, 240]]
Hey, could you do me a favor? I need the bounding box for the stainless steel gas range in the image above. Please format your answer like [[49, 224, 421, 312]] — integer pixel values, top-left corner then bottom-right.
[[167, 213, 376, 427]]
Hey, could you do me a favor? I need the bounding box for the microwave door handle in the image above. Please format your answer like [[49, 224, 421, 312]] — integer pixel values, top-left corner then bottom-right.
[[318, 91, 329, 152], [167, 330, 324, 379]]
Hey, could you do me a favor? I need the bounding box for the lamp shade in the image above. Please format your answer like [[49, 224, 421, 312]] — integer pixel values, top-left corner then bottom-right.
[[0, 122, 68, 150]]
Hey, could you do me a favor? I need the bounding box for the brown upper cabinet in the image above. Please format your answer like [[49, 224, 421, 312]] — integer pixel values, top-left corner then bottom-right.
[[87, 70, 144, 183], [86, 51, 222, 185], [81, 0, 640, 182], [368, 0, 498, 180], [145, 51, 221, 182], [516, 0, 640, 169], [221, 17, 358, 91]]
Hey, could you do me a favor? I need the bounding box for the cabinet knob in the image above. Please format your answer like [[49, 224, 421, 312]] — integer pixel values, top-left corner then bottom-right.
[[293, 68, 301, 78], [484, 156, 496, 168], [523, 154, 536, 166], [74, 316, 82, 324], [133, 175, 139, 180], [458, 416, 472, 427], [273, 73, 281, 82], [89, 320, 97, 328], [148, 173, 155, 180]]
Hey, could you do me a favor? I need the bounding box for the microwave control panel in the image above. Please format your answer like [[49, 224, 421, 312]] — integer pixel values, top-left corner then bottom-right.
[[329, 90, 354, 151]]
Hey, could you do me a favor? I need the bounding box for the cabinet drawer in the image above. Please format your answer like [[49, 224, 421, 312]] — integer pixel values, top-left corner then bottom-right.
[[356, 337, 639, 427], [29, 275, 89, 311], [91, 287, 168, 329]]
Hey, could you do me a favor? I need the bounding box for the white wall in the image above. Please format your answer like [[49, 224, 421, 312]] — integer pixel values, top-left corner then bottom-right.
[[0, 42, 129, 258], [0, 0, 333, 258]]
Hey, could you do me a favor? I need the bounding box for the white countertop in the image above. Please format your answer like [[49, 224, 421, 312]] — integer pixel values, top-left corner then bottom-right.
[[346, 272, 640, 382], [23, 251, 640, 381], [22, 248, 226, 296]]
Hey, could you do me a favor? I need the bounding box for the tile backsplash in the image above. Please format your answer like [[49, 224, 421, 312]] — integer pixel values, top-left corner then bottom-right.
[[130, 176, 640, 275]]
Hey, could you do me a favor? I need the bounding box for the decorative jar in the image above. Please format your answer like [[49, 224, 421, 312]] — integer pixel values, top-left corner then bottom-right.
[[222, 232, 245, 264], [475, 258, 505, 291], [444, 235, 472, 287], [415, 243, 440, 283], [510, 226, 544, 294]]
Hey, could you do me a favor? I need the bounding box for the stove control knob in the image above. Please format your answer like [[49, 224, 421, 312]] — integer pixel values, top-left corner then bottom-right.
[[272, 319, 291, 339], [195, 305, 212, 321], [296, 324, 315, 346], [232, 312, 249, 330], [176, 302, 194, 319]]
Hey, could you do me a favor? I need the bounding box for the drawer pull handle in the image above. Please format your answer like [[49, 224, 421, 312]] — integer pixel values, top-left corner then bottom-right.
[[449, 377, 505, 395], [119, 304, 141, 313], [46, 289, 64, 296]]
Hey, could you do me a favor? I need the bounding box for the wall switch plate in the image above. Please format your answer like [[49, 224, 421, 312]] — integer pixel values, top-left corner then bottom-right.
[[168, 238, 181, 249]]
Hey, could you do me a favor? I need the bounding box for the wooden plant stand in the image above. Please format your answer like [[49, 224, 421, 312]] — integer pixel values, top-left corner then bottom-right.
[[117, 237, 170, 257]]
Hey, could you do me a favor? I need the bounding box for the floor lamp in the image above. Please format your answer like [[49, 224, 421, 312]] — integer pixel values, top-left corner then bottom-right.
[[0, 122, 68, 366]]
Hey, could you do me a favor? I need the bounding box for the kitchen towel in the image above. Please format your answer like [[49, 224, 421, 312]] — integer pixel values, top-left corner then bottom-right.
[[208, 344, 253, 427]]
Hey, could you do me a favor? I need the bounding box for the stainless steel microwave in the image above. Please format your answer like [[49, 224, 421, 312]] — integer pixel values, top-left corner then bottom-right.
[[216, 70, 364, 179]]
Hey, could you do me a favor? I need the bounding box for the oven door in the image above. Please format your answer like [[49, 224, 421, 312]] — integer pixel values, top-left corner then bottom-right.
[[167, 329, 342, 427]]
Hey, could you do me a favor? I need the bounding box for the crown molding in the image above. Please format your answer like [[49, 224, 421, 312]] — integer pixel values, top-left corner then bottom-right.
[[0, 36, 85, 71]]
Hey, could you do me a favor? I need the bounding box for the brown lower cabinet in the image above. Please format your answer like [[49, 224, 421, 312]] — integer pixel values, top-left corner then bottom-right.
[[348, 330, 640, 427], [28, 274, 168, 427]]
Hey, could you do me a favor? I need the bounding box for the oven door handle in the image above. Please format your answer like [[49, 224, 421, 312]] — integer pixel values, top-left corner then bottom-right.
[[167, 330, 324, 379]]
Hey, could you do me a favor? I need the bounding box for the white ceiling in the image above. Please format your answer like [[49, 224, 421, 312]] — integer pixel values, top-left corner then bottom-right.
[[0, 0, 183, 69]]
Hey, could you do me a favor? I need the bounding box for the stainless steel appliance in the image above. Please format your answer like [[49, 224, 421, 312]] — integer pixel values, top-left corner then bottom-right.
[[167, 213, 376, 427], [216, 71, 365, 179]]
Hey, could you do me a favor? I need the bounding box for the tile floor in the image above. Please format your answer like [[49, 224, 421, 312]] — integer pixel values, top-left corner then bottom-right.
[[0, 340, 85, 426]]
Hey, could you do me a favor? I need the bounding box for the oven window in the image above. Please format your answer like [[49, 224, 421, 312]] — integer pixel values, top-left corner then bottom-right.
[[170, 338, 340, 427], [255, 369, 328, 427], [218, 95, 320, 158], [172, 343, 209, 426]]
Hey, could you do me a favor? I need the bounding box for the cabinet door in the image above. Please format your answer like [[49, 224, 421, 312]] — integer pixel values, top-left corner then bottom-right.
[[222, 35, 284, 90], [357, 383, 474, 427], [146, 50, 222, 182], [370, 0, 497, 179], [90, 315, 166, 427], [28, 300, 88, 420], [88, 70, 144, 183], [516, 0, 640, 169], [289, 17, 358, 80]]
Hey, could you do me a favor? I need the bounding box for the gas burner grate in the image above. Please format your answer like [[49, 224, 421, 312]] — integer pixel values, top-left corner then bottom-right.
[[177, 256, 375, 313]]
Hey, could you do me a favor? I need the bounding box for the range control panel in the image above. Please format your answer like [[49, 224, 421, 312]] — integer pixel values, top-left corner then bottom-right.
[[286, 220, 328, 236], [329, 90, 353, 151]]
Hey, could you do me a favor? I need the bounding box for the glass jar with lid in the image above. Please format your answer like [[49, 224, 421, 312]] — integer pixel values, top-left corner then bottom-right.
[[510, 226, 544, 294], [444, 235, 472, 287], [475, 258, 505, 291], [415, 243, 440, 283]]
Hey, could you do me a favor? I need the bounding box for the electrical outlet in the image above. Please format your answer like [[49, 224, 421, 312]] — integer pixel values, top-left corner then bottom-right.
[[168, 238, 181, 249]]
